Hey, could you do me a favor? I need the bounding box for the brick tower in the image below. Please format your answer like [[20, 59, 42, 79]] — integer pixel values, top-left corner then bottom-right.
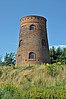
[[16, 15, 50, 65]]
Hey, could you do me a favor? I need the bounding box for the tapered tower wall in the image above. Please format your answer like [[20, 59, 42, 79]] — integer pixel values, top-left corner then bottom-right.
[[16, 15, 50, 65]]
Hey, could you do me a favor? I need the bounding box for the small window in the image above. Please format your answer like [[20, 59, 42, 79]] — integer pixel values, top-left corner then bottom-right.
[[30, 25, 35, 30], [42, 39, 46, 46], [29, 52, 35, 59], [19, 40, 23, 47]]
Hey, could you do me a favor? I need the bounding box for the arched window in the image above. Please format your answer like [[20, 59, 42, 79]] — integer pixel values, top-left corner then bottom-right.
[[29, 52, 35, 59], [30, 25, 35, 30], [19, 40, 23, 47], [42, 39, 46, 46]]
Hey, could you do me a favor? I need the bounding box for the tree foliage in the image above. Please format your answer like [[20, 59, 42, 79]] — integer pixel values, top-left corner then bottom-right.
[[4, 52, 16, 66], [0, 56, 2, 65], [49, 47, 66, 64], [0, 52, 16, 66], [0, 56, 4, 66]]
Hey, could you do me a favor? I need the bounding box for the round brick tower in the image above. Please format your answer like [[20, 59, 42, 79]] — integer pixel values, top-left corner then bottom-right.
[[16, 15, 50, 65]]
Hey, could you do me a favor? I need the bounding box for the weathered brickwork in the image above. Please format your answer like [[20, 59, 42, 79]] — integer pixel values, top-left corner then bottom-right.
[[16, 15, 50, 65]]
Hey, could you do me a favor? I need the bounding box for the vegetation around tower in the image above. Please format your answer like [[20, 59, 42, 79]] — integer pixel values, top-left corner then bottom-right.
[[0, 63, 66, 98], [0, 47, 66, 98], [0, 12, 66, 98]]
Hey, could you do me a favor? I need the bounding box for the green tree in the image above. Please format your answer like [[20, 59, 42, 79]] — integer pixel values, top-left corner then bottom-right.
[[55, 47, 62, 62], [49, 46, 56, 63], [0, 56, 3, 66], [61, 48, 66, 64], [0, 56, 4, 66], [4, 52, 16, 66], [50, 46, 66, 64]]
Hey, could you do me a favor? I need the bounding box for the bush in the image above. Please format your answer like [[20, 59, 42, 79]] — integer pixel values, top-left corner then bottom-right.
[[47, 64, 59, 77]]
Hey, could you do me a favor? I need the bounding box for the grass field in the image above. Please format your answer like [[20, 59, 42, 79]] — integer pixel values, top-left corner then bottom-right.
[[0, 63, 66, 98]]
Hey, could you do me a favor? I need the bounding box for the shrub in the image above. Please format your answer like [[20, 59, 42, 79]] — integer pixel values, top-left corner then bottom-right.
[[47, 64, 59, 77]]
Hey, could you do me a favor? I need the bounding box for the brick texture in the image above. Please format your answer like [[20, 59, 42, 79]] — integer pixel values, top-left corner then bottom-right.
[[16, 15, 50, 65]]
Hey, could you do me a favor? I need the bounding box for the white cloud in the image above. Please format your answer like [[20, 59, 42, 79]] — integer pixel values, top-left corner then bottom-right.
[[49, 45, 66, 49]]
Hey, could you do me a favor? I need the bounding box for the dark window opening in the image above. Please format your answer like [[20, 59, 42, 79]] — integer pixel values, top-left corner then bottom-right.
[[42, 39, 46, 46], [29, 52, 35, 59], [30, 25, 35, 30], [19, 40, 23, 47]]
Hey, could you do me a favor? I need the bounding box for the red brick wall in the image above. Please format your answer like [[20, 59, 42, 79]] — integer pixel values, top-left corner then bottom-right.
[[16, 16, 50, 65]]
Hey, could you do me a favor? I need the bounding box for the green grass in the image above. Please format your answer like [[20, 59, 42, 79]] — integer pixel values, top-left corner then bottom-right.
[[0, 64, 66, 98]]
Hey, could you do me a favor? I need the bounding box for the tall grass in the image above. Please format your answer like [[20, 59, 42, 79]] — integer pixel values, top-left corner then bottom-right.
[[0, 64, 66, 98]]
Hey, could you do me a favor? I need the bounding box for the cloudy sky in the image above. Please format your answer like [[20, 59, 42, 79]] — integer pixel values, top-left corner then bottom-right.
[[0, 0, 66, 56]]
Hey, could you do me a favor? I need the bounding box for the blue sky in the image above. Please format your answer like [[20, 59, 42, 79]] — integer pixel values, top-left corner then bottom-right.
[[0, 0, 66, 56]]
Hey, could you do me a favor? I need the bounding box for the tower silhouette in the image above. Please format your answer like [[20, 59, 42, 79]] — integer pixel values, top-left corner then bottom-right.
[[16, 15, 50, 65]]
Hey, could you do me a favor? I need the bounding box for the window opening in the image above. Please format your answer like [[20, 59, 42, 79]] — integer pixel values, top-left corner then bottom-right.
[[19, 40, 23, 47], [29, 52, 35, 59], [30, 25, 35, 30]]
